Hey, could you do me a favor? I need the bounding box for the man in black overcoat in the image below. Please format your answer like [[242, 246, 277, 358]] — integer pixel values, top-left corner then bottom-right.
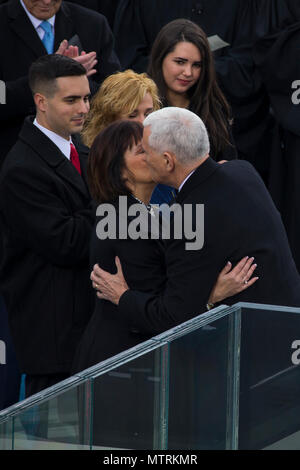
[[0, 0, 120, 168], [0, 54, 95, 398]]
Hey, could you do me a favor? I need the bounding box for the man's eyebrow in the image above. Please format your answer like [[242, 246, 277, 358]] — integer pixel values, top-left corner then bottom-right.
[[63, 93, 91, 100]]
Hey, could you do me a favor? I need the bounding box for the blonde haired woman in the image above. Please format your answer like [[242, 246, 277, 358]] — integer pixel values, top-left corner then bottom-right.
[[81, 69, 175, 203], [82, 69, 161, 147]]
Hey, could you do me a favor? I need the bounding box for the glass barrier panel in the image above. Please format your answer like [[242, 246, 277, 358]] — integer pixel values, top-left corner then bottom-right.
[[10, 380, 93, 450], [0, 418, 13, 450], [238, 305, 300, 450], [0, 305, 234, 451], [2, 304, 300, 450], [89, 347, 170, 450], [166, 314, 235, 450]]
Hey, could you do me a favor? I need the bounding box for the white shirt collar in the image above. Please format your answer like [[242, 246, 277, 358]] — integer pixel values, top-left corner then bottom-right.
[[33, 118, 72, 160], [20, 0, 55, 30], [178, 169, 196, 192]]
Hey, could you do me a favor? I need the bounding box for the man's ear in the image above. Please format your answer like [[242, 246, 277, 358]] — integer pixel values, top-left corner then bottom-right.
[[34, 93, 47, 112], [163, 151, 176, 172]]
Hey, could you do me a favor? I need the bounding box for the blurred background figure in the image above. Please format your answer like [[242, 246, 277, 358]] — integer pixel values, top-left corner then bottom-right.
[[67, 0, 121, 30], [113, 0, 296, 72], [253, 21, 300, 273]]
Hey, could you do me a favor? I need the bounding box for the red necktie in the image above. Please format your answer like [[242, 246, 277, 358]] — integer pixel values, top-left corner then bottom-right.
[[70, 143, 82, 175]]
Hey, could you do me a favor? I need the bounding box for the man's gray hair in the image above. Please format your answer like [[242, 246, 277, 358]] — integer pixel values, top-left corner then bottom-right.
[[143, 107, 210, 164]]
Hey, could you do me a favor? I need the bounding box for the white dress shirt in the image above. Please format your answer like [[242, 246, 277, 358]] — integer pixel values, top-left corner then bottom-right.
[[20, 0, 56, 41], [178, 169, 196, 193], [34, 119, 72, 160]]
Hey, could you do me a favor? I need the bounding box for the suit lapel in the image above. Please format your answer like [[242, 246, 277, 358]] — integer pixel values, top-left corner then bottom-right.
[[8, 0, 77, 56], [72, 134, 90, 193], [79, 154, 89, 187], [8, 0, 48, 57], [176, 158, 219, 203], [20, 118, 90, 201], [53, 3, 76, 50]]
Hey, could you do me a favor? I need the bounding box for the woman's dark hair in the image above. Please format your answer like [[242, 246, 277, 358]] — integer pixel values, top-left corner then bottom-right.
[[88, 120, 143, 204], [148, 19, 232, 156]]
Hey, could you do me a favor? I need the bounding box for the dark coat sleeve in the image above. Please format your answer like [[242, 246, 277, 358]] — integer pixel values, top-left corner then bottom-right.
[[117, 205, 221, 336], [118, 238, 213, 337], [84, 11, 121, 95], [86, 9, 120, 83]]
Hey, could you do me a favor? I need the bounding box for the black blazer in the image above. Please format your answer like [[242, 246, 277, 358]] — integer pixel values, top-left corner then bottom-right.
[[0, 0, 120, 167], [119, 158, 300, 335], [0, 117, 95, 375]]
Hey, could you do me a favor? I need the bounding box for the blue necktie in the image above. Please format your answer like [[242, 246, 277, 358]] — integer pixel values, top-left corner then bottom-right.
[[40, 20, 54, 54]]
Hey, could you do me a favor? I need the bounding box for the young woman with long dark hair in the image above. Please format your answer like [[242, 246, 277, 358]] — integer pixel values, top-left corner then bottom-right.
[[148, 19, 237, 161]]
